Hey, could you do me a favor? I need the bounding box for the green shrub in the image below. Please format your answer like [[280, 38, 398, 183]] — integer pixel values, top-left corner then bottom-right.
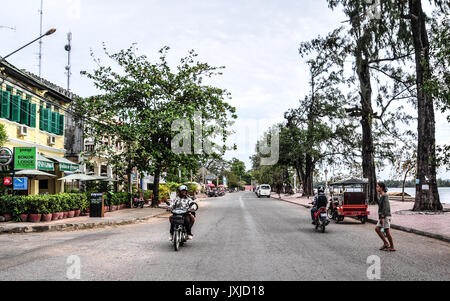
[[143, 190, 153, 200], [184, 183, 199, 194], [166, 182, 181, 192], [0, 193, 89, 217], [159, 184, 170, 201]]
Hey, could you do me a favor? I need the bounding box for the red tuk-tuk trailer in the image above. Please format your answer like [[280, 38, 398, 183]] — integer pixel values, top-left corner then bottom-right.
[[328, 178, 370, 224]]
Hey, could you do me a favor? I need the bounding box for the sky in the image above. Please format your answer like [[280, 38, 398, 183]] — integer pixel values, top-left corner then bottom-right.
[[1, 0, 449, 180]]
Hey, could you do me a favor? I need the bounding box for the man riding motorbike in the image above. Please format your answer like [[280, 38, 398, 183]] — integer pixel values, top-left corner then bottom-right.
[[311, 186, 328, 224], [168, 185, 196, 241]]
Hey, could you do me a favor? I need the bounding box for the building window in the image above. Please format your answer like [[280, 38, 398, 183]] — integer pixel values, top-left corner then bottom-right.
[[39, 180, 49, 190]]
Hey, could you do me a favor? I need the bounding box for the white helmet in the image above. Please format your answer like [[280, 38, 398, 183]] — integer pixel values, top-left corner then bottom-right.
[[179, 185, 188, 192]]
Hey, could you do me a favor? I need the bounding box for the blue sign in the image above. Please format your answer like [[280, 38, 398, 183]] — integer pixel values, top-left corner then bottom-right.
[[13, 177, 28, 190]]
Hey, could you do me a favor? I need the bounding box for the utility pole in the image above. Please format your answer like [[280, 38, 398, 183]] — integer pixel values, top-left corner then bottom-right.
[[38, 0, 44, 77], [65, 32, 72, 91]]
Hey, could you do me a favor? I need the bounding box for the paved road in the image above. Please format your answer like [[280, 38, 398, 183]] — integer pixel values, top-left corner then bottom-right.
[[0, 192, 448, 281]]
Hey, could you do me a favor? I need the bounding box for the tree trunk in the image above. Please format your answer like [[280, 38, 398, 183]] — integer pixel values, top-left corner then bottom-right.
[[356, 52, 378, 205], [402, 172, 407, 202], [151, 164, 161, 208], [127, 171, 133, 208], [409, 0, 442, 211], [302, 155, 315, 196]]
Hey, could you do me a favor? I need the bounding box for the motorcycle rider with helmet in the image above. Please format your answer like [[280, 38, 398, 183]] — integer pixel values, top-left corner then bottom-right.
[[311, 186, 328, 224], [168, 185, 196, 241]]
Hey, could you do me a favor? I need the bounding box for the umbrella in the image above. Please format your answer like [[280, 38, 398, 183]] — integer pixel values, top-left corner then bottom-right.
[[58, 173, 98, 181], [92, 175, 118, 182], [207, 184, 216, 187], [15, 170, 56, 180]]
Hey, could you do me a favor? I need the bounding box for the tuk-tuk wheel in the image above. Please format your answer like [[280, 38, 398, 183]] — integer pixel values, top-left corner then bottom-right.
[[361, 216, 367, 224]]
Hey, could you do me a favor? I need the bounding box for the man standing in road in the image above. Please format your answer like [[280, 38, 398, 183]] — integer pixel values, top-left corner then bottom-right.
[[375, 182, 396, 252]]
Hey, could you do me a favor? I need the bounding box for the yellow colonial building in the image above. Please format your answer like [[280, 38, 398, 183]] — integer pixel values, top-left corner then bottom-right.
[[0, 58, 79, 195]]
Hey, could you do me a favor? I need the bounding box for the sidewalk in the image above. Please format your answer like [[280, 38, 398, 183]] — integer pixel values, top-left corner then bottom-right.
[[272, 192, 450, 243], [0, 206, 169, 235]]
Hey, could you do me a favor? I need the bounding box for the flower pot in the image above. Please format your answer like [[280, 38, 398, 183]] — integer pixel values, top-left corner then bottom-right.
[[67, 211, 75, 218], [3, 214, 11, 222], [74, 209, 81, 217], [42, 214, 53, 222], [28, 214, 42, 223], [52, 213, 59, 220], [63, 212, 69, 219], [20, 214, 28, 222], [58, 212, 64, 219], [104, 206, 110, 212], [111, 205, 117, 211]]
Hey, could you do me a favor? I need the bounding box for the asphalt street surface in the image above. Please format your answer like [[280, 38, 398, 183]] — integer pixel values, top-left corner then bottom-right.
[[0, 192, 448, 281]]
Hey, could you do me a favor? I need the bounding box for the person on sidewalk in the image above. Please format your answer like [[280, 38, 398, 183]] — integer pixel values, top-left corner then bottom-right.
[[311, 186, 328, 224], [375, 182, 396, 252], [168, 185, 195, 241]]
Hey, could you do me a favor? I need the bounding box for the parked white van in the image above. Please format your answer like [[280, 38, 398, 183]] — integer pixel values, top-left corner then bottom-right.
[[257, 184, 271, 198]]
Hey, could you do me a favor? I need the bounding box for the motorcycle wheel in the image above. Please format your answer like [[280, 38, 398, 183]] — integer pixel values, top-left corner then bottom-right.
[[321, 224, 326, 233], [173, 230, 180, 251], [361, 216, 367, 224]]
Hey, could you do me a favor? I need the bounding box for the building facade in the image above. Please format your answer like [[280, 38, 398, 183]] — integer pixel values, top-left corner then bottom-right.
[[0, 58, 80, 195]]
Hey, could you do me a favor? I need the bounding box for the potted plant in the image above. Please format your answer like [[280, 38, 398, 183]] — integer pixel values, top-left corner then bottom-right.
[[12, 197, 28, 222], [60, 195, 70, 219], [0, 197, 12, 222], [40, 197, 52, 222], [26, 196, 43, 223]]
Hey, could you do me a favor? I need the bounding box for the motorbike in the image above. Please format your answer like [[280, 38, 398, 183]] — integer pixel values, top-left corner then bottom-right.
[[310, 202, 330, 233], [327, 197, 339, 221], [167, 201, 199, 251], [133, 197, 145, 208], [208, 189, 218, 197]]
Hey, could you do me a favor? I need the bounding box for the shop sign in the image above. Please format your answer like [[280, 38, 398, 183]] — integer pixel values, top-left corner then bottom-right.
[[14, 147, 37, 170], [0, 148, 13, 166], [13, 177, 28, 190]]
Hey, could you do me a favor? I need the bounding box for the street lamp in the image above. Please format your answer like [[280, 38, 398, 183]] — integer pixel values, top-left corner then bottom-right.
[[1, 28, 56, 61]]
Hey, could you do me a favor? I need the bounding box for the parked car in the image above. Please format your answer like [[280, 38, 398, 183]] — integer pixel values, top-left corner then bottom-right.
[[255, 186, 260, 195], [257, 185, 271, 198]]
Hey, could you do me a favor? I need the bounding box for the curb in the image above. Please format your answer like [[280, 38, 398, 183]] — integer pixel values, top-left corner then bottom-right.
[[275, 195, 450, 244], [0, 198, 206, 235], [0, 211, 169, 235], [365, 218, 450, 243]]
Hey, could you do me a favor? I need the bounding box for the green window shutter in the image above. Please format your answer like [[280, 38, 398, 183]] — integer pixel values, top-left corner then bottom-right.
[[10, 95, 21, 122], [20, 99, 29, 125], [58, 114, 64, 135], [29, 103, 37, 128], [45, 108, 51, 132], [39, 105, 44, 130], [1, 91, 11, 119], [52, 112, 58, 134]]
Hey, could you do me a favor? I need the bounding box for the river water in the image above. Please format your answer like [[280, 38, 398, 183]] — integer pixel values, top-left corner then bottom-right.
[[388, 187, 450, 204]]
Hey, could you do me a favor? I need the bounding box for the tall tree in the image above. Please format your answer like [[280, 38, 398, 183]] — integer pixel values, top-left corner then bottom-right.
[[326, 0, 417, 203], [289, 28, 359, 196], [398, 0, 448, 210], [74, 45, 236, 207]]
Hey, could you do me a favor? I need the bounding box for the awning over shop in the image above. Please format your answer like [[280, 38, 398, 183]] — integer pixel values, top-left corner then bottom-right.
[[43, 154, 80, 172], [15, 169, 56, 179], [37, 154, 55, 171]]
